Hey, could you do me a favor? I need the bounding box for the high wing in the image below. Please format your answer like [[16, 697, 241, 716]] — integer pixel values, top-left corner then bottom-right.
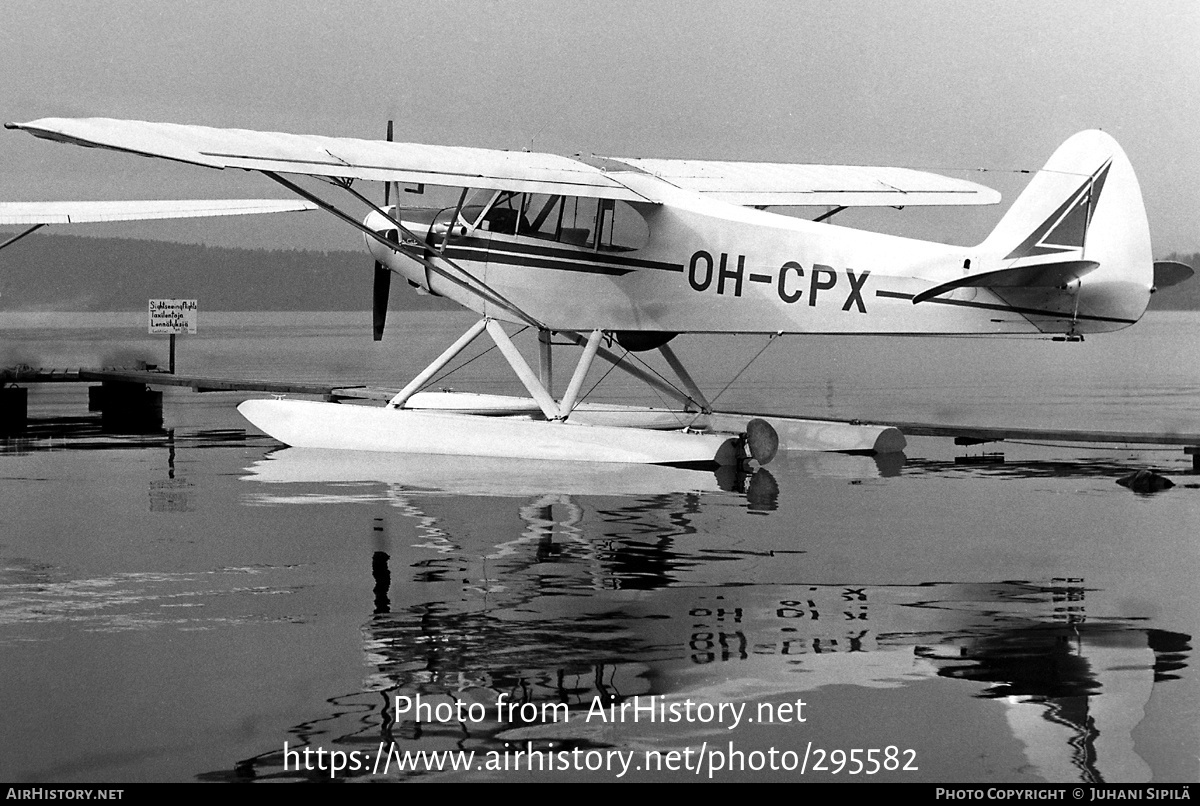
[[7, 118, 650, 202], [0, 198, 314, 225], [614, 158, 1001, 207], [7, 118, 999, 208]]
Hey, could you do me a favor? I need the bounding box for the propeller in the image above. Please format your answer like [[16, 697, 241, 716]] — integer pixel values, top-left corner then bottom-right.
[[373, 119, 397, 341]]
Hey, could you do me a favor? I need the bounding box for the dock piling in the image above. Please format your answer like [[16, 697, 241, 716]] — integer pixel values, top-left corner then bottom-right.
[[94, 381, 163, 432], [1, 386, 28, 432]]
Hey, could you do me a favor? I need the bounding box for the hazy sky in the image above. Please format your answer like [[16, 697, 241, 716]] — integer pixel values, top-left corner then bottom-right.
[[1, 0, 1196, 253]]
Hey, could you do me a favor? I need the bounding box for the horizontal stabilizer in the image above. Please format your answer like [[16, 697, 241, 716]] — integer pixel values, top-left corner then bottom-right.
[[1152, 261, 1194, 290], [912, 260, 1100, 304]]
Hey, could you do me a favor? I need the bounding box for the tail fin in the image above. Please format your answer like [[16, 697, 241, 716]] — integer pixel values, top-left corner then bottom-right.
[[964, 131, 1153, 332]]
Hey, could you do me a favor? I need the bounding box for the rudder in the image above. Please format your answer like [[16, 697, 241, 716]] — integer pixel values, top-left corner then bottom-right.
[[977, 130, 1152, 332]]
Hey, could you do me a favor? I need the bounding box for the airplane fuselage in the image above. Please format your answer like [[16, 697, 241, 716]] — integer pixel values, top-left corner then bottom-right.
[[369, 181, 1143, 337]]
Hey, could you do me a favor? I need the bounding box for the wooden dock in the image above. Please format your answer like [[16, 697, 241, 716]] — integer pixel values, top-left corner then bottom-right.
[[0, 366, 373, 432], [1, 366, 365, 399], [878, 420, 1200, 448]]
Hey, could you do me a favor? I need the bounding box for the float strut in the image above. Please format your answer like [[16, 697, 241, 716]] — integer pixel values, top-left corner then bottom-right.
[[559, 329, 604, 418], [658, 343, 712, 413], [485, 320, 561, 420], [538, 329, 553, 392], [388, 318, 489, 408], [560, 331, 702, 411]]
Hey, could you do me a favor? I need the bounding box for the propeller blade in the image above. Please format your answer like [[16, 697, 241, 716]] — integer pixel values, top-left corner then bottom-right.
[[384, 119, 395, 207], [376, 121, 397, 340], [373, 260, 392, 341]]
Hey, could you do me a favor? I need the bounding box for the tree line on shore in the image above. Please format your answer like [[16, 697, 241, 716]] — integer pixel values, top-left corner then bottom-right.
[[0, 233, 455, 311]]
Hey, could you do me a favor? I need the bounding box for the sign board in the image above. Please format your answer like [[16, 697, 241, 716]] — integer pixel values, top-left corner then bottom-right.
[[148, 299, 197, 334]]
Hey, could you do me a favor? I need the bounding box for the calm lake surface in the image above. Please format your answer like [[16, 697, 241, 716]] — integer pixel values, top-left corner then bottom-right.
[[1, 310, 1197, 783]]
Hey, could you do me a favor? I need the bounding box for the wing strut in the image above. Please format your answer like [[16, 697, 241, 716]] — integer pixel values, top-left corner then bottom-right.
[[0, 224, 46, 254], [261, 171, 545, 329], [813, 206, 846, 223], [436, 188, 469, 255]]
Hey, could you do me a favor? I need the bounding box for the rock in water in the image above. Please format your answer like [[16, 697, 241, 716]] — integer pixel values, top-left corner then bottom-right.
[[1116, 469, 1175, 493]]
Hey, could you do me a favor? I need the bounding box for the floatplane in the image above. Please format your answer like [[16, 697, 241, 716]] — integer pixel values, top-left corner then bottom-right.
[[7, 118, 1191, 466]]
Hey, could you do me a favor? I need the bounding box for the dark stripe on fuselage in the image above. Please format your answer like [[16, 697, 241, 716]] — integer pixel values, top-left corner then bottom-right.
[[473, 236, 683, 272], [445, 245, 634, 276], [439, 235, 684, 276], [874, 289, 1138, 325]]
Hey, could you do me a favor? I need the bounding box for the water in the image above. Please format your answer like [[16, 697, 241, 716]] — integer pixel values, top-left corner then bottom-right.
[[1, 311, 1197, 783]]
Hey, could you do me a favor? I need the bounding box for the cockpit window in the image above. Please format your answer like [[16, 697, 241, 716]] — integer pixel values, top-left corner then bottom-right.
[[461, 189, 648, 251], [458, 188, 502, 231], [562, 196, 649, 251]]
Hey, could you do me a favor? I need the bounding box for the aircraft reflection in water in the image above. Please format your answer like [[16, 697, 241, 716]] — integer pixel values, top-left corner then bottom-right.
[[224, 450, 1192, 783], [919, 617, 1189, 784]]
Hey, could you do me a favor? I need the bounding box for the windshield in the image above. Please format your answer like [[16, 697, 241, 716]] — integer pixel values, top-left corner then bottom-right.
[[462, 190, 647, 251]]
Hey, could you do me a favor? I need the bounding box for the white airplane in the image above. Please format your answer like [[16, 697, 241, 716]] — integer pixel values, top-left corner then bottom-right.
[[8, 118, 1190, 466]]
